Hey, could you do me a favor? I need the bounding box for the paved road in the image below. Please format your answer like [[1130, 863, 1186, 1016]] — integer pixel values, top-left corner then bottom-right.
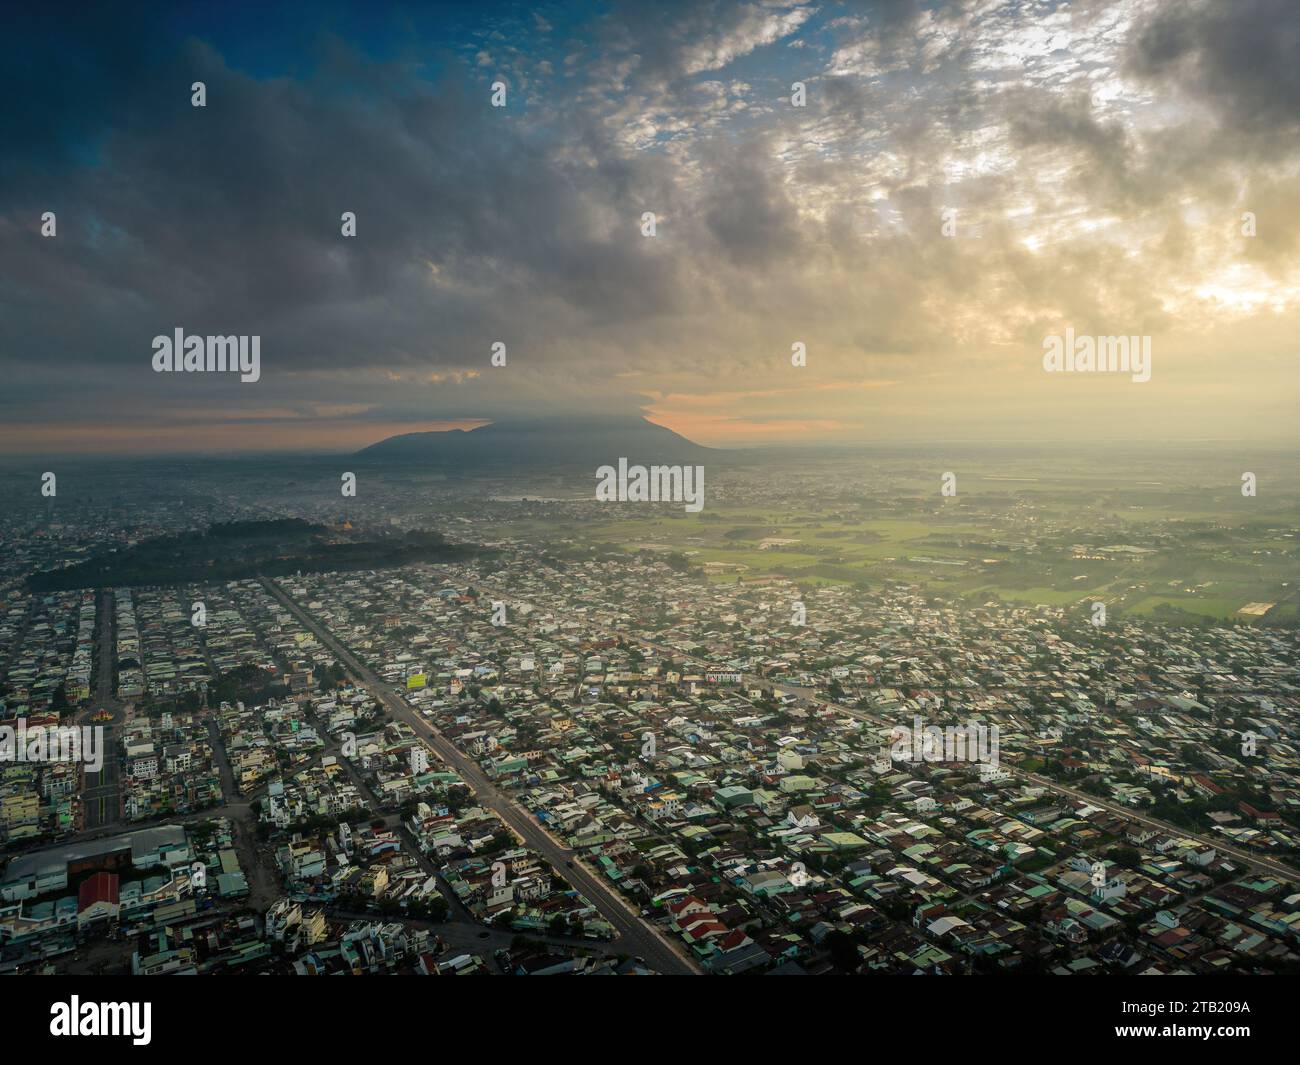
[[258, 575, 699, 975], [321, 751, 629, 959], [620, 632, 1300, 885], [82, 589, 122, 829]]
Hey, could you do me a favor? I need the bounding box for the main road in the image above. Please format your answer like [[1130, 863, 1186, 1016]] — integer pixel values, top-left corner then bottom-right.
[[258, 575, 699, 975], [82, 588, 123, 829]]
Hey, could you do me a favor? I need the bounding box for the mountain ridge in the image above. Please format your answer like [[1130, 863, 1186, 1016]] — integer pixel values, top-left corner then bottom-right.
[[354, 415, 719, 467]]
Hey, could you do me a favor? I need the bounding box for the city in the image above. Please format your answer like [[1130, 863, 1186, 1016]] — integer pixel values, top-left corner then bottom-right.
[[2, 452, 1296, 982]]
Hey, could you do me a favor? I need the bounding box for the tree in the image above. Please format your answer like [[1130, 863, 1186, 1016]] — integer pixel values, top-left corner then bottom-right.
[[824, 930, 861, 973]]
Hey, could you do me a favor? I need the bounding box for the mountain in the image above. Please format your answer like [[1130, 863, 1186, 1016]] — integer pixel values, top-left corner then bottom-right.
[[354, 415, 718, 467]]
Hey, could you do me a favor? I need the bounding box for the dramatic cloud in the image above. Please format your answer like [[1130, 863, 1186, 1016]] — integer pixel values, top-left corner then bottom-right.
[[1, 0, 1297, 453]]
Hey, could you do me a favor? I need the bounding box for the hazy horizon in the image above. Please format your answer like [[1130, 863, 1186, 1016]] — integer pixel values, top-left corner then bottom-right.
[[1, 422, 1298, 462]]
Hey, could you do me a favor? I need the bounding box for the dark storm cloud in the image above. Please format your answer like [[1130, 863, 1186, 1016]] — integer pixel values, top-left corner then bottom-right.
[[0, 6, 694, 389], [1127, 0, 1300, 141]]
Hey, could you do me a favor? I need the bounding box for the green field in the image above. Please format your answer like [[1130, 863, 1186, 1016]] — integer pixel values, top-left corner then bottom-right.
[[493, 454, 1299, 624]]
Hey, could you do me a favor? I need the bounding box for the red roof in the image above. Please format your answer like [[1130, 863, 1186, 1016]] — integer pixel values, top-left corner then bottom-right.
[[78, 871, 120, 911], [680, 919, 727, 941]]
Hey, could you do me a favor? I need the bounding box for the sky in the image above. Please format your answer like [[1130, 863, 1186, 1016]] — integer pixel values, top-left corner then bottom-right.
[[2, 0, 1298, 455]]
